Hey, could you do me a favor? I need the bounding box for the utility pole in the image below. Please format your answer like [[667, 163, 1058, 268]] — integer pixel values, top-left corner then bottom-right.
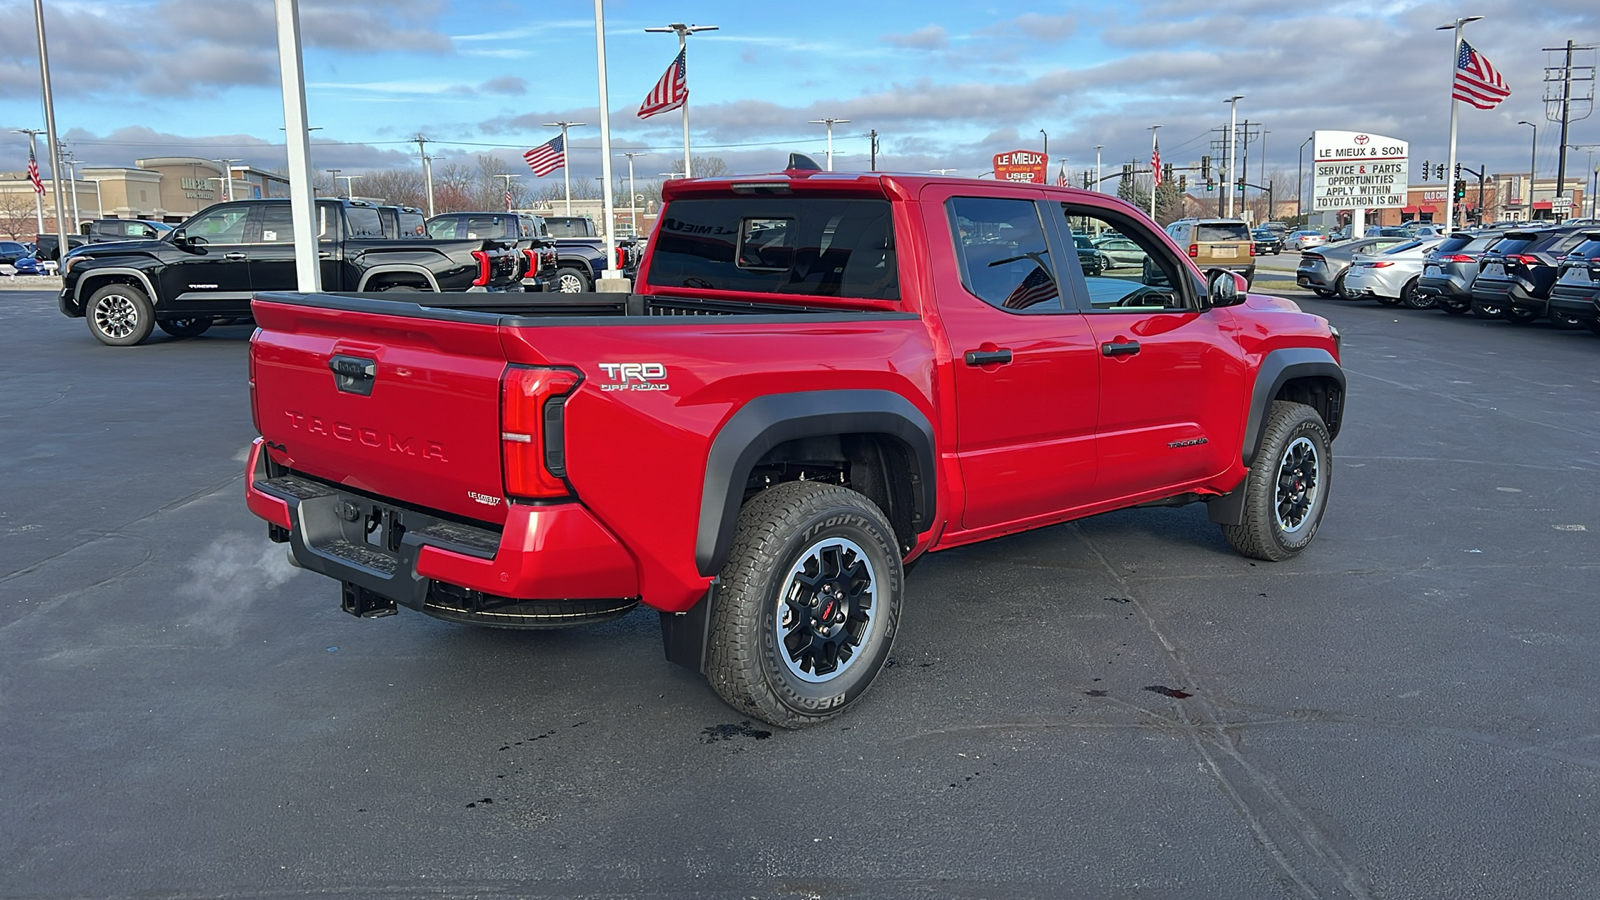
[[30, 0, 69, 260], [1543, 40, 1597, 221], [809, 118, 851, 170], [14, 129, 46, 232], [618, 152, 642, 234], [413, 134, 435, 216], [542, 122, 585, 215], [61, 147, 80, 229], [325, 169, 341, 197], [1224, 95, 1243, 217], [868, 129, 879, 171]]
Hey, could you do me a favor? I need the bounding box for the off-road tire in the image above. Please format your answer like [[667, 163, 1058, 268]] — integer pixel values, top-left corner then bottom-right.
[[158, 317, 213, 338], [86, 283, 155, 347], [1221, 401, 1333, 562], [555, 266, 592, 293], [706, 481, 903, 729]]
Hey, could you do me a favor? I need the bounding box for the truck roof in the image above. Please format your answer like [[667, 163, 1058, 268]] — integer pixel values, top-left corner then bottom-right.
[[661, 168, 1115, 204]]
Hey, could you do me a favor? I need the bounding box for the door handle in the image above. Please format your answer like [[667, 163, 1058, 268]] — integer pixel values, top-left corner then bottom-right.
[[963, 349, 1013, 367], [318, 252, 333, 259], [1101, 341, 1141, 357], [224, 251, 247, 260]]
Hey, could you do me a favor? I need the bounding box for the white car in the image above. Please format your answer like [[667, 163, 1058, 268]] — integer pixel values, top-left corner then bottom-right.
[[1286, 230, 1326, 251], [1339, 237, 1446, 307]]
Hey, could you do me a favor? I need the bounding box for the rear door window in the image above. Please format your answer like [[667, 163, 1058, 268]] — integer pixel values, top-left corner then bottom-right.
[[1568, 238, 1600, 259], [1493, 236, 1538, 255], [946, 197, 1059, 312], [427, 218, 461, 239], [345, 207, 384, 238], [398, 212, 425, 237], [648, 197, 898, 299], [1463, 234, 1501, 252], [1197, 223, 1250, 242]]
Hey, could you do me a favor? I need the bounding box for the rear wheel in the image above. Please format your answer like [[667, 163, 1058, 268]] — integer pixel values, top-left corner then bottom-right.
[[706, 481, 902, 728], [1333, 271, 1352, 300], [158, 317, 213, 338], [555, 266, 592, 293], [86, 283, 155, 347], [1221, 401, 1332, 562], [1400, 278, 1433, 310]]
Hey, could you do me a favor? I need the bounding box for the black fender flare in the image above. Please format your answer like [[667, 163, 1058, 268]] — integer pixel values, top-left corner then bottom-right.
[[356, 265, 441, 292], [72, 266, 160, 312], [695, 390, 936, 577], [1240, 347, 1345, 467]]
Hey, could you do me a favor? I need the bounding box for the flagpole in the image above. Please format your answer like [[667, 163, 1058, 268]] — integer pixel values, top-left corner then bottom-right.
[[646, 23, 717, 179], [31, 0, 70, 263], [14, 129, 45, 232], [1149, 125, 1161, 221], [1439, 16, 1483, 231], [593, 0, 619, 284]]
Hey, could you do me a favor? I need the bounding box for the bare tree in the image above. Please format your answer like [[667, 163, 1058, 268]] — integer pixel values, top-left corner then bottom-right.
[[357, 168, 427, 208], [0, 187, 38, 240]]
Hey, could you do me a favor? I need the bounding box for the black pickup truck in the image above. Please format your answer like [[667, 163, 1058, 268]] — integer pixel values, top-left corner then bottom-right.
[[540, 215, 640, 291], [423, 212, 559, 291], [59, 198, 521, 346]]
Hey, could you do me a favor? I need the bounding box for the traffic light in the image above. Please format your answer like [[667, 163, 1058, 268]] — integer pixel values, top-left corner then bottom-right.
[[1435, 163, 1445, 180], [1201, 155, 1211, 179], [1454, 179, 1467, 200], [1236, 177, 1245, 192], [1162, 163, 1174, 185], [1422, 160, 1431, 180], [1178, 174, 1187, 192], [1122, 162, 1134, 179], [1454, 163, 1461, 179], [1206, 179, 1215, 192]]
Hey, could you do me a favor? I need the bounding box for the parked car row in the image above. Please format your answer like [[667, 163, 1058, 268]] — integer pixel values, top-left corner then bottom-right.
[[1297, 225, 1600, 334]]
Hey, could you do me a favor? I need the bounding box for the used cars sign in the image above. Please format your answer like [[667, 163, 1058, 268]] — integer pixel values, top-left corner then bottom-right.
[[1312, 131, 1408, 211], [993, 150, 1048, 184]]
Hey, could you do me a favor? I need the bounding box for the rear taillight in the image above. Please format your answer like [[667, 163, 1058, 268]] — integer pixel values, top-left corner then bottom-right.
[[1247, 243, 1255, 257], [1438, 254, 1474, 263], [1188, 243, 1198, 258], [471, 249, 491, 286], [1303, 253, 1324, 262], [1370, 261, 1394, 268], [501, 366, 582, 500], [615, 246, 628, 269], [1506, 254, 1539, 266], [522, 248, 539, 277], [248, 341, 260, 434]]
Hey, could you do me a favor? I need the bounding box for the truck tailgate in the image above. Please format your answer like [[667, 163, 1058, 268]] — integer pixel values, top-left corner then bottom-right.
[[251, 296, 511, 525]]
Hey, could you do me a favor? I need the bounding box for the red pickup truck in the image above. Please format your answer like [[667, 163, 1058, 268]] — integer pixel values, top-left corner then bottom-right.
[[245, 166, 1344, 727]]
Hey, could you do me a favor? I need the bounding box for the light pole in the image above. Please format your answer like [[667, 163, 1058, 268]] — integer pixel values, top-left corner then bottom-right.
[[1438, 15, 1485, 229], [808, 118, 851, 170], [1517, 120, 1537, 221], [592, 0, 620, 281], [1148, 124, 1161, 221], [495, 173, 521, 211], [218, 158, 240, 200], [1297, 134, 1313, 221], [339, 173, 362, 198], [62, 149, 80, 230], [1095, 144, 1103, 194], [273, 0, 320, 290], [618, 152, 643, 235], [413, 134, 435, 216], [1040, 129, 1048, 159], [12, 129, 46, 232], [1224, 95, 1243, 217], [30, 0, 70, 259], [644, 22, 718, 179], [543, 122, 586, 215]]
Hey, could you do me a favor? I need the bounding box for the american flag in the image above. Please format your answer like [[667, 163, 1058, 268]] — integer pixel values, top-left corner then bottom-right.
[[1055, 165, 1068, 187], [638, 49, 688, 119], [1453, 40, 1510, 110], [1002, 264, 1059, 310], [1151, 138, 1162, 188], [27, 146, 45, 195], [523, 135, 565, 177]]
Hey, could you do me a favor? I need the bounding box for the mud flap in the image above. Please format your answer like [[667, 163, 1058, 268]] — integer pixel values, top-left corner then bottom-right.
[[661, 578, 720, 673], [1207, 475, 1250, 526]]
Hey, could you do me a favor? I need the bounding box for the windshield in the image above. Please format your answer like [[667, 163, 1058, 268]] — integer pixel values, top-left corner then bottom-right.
[[1073, 235, 1093, 249], [1435, 234, 1475, 253], [1567, 238, 1600, 258], [1384, 240, 1424, 254], [1493, 236, 1538, 255]]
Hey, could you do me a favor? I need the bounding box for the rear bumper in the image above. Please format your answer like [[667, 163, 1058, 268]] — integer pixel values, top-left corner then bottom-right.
[[244, 438, 639, 614], [1416, 272, 1472, 299], [1549, 285, 1600, 321], [1471, 279, 1520, 309]]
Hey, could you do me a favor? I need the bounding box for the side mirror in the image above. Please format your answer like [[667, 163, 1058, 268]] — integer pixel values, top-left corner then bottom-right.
[[1205, 268, 1249, 307]]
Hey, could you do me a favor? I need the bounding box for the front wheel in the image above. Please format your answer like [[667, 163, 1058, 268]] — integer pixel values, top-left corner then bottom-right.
[[86, 283, 155, 346], [1221, 401, 1333, 562], [158, 317, 213, 338], [554, 266, 592, 293], [706, 481, 903, 728]]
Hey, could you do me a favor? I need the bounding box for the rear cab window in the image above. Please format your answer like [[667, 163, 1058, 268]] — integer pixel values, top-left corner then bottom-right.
[[1196, 223, 1251, 243], [345, 208, 384, 239], [647, 196, 898, 300], [1568, 237, 1600, 259]]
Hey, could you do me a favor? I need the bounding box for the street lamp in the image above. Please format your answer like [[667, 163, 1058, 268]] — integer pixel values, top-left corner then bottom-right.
[[644, 22, 718, 179], [217, 158, 240, 201], [1517, 120, 1537, 221], [1039, 129, 1048, 158], [1297, 134, 1313, 221], [928, 168, 957, 175], [339, 173, 362, 198], [543, 121, 586, 215], [1437, 16, 1485, 228], [617, 151, 644, 235], [1223, 95, 1243, 217], [808, 118, 851, 171]]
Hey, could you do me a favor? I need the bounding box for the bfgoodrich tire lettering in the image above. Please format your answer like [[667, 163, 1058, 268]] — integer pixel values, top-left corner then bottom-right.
[[1221, 400, 1332, 561], [705, 481, 902, 728]]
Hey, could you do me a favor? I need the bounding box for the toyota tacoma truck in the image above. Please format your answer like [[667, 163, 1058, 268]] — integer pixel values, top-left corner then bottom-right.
[[245, 166, 1345, 728], [59, 198, 522, 346]]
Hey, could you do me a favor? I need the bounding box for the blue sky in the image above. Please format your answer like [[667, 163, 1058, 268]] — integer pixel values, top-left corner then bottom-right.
[[3, 0, 1598, 190]]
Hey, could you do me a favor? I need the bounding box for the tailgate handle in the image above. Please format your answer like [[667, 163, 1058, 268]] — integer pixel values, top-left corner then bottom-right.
[[329, 355, 377, 396]]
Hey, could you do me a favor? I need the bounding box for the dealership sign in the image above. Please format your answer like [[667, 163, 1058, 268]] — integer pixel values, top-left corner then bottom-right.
[[993, 150, 1048, 184], [1312, 131, 1408, 211]]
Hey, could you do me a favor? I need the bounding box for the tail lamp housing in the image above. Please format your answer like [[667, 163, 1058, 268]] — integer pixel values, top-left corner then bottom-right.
[[1438, 254, 1474, 263], [522, 248, 539, 278], [471, 250, 492, 286], [1187, 243, 1198, 258], [501, 366, 582, 500], [1505, 254, 1539, 266]]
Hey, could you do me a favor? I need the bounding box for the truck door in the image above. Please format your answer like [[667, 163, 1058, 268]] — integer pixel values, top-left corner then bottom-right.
[[922, 185, 1101, 531], [159, 203, 254, 312], [1048, 200, 1244, 499], [247, 202, 342, 290]]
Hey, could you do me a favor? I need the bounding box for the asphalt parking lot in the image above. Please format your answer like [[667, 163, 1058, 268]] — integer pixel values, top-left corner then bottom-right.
[[3, 286, 1598, 899]]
